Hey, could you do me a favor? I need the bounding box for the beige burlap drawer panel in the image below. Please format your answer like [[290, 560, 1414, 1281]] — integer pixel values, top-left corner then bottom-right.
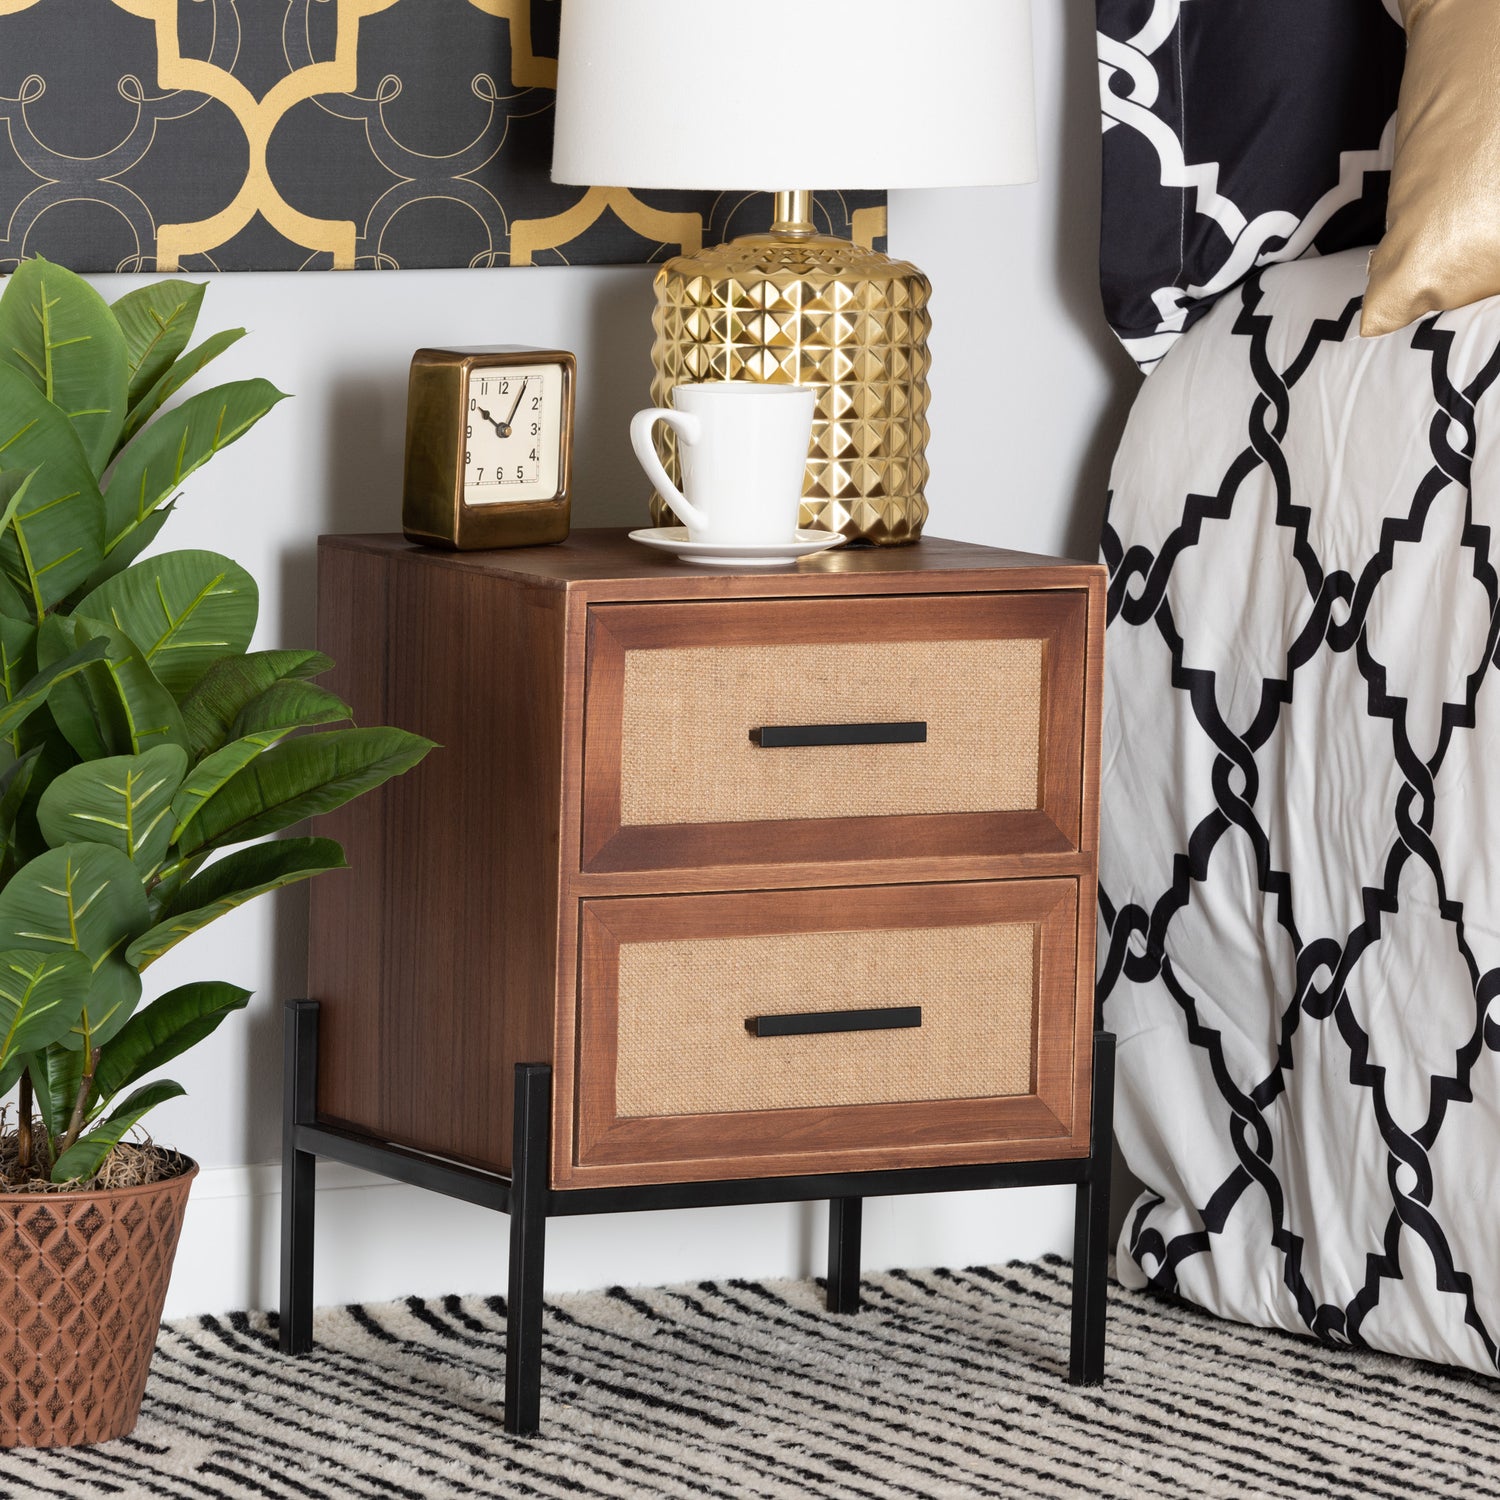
[[573, 880, 1084, 1177], [613, 922, 1037, 1118], [617, 636, 1044, 826], [579, 592, 1090, 875]]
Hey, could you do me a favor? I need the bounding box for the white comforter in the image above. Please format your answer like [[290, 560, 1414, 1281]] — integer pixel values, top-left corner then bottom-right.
[[1100, 246, 1500, 1374]]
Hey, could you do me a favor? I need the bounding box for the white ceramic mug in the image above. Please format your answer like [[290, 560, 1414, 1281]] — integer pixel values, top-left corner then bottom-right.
[[630, 382, 815, 545]]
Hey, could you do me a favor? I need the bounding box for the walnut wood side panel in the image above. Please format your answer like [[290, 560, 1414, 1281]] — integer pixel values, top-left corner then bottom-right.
[[566, 880, 1087, 1188], [307, 544, 389, 1137], [581, 593, 1088, 875], [310, 541, 566, 1174]]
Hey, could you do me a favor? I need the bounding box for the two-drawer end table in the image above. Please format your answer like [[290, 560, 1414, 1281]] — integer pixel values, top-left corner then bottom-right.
[[281, 528, 1113, 1435]]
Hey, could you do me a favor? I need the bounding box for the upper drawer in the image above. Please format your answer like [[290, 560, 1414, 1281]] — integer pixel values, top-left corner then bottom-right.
[[580, 591, 1088, 874]]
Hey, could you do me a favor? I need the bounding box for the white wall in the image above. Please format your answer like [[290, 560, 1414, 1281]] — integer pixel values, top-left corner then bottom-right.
[[76, 0, 1140, 1317]]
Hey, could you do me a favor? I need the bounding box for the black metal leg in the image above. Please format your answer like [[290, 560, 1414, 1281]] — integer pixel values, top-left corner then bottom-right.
[[279, 1000, 319, 1356], [505, 1063, 551, 1437], [1070, 1030, 1116, 1385], [826, 1197, 862, 1313]]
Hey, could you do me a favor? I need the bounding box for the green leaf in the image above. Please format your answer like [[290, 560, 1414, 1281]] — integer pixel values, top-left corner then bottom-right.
[[128, 837, 344, 968], [0, 469, 39, 622], [118, 327, 245, 449], [0, 472, 38, 622], [110, 280, 204, 408], [176, 726, 433, 854], [0, 633, 109, 747], [38, 615, 187, 758], [74, 499, 174, 595], [169, 732, 279, 838], [169, 685, 348, 838], [0, 739, 40, 807], [6, 731, 73, 874], [0, 610, 35, 672], [0, 611, 35, 756], [93, 980, 249, 1102], [0, 256, 128, 473], [35, 618, 109, 759], [142, 859, 201, 927], [0, 842, 147, 962], [75, 549, 258, 699], [231, 679, 349, 740], [0, 468, 34, 527], [0, 745, 43, 856], [0, 949, 91, 1091], [50, 1078, 184, 1184], [0, 368, 107, 611], [73, 956, 143, 1051], [102, 378, 286, 558], [180, 649, 332, 757], [0, 842, 149, 1052], [0, 571, 30, 625], [28, 1045, 85, 1142], [37, 745, 188, 872]]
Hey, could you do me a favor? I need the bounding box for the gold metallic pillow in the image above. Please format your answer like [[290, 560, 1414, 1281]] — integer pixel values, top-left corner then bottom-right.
[[1362, 0, 1500, 338]]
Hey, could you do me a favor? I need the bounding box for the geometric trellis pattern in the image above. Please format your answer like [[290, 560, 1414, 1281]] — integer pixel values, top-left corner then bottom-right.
[[0, 1163, 195, 1447], [1096, 0, 1405, 371], [1098, 246, 1500, 1376], [0, 0, 884, 274]]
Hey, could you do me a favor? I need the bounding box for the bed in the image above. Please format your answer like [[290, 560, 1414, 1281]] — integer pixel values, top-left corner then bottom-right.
[[1096, 0, 1500, 1375]]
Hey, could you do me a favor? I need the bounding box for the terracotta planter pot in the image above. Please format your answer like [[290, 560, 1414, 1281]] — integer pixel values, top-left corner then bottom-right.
[[0, 1156, 197, 1448]]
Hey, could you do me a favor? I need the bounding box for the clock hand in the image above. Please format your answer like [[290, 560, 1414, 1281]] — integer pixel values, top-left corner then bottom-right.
[[476, 405, 508, 439], [500, 377, 530, 436]]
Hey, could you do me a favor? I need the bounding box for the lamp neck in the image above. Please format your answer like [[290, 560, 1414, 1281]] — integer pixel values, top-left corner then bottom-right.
[[771, 190, 816, 237]]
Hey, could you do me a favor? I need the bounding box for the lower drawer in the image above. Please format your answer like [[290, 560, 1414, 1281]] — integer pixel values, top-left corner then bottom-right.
[[572, 880, 1090, 1185]]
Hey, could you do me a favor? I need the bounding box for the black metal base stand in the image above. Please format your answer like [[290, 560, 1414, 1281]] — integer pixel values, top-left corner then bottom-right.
[[1070, 1029, 1114, 1386], [505, 1063, 549, 1434], [827, 1196, 863, 1314], [279, 999, 319, 1358], [279, 1001, 1116, 1433]]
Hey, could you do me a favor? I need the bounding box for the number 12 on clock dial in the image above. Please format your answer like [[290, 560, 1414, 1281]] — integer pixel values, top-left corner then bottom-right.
[[464, 361, 565, 505]]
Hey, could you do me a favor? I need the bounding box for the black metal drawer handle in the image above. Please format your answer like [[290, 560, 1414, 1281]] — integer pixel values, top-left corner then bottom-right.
[[745, 1005, 923, 1038], [749, 721, 927, 749]]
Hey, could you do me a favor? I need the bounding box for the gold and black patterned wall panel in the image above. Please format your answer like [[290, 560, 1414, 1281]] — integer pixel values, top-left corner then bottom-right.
[[0, 0, 886, 273]]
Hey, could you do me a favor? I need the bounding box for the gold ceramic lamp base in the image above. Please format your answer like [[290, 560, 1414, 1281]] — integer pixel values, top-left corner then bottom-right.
[[648, 192, 932, 545]]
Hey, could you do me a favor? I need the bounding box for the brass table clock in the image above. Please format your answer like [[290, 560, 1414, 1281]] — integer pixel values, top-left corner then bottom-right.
[[402, 346, 576, 550]]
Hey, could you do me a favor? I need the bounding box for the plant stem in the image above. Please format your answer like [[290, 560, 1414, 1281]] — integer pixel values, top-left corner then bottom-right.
[[14, 1069, 31, 1180], [57, 1047, 100, 1158]]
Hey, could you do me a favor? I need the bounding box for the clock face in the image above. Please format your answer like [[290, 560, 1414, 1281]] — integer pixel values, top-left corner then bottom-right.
[[463, 362, 565, 506]]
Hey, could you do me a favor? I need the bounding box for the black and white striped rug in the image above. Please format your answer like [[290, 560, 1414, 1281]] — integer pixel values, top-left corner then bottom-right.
[[5, 1257, 1499, 1499]]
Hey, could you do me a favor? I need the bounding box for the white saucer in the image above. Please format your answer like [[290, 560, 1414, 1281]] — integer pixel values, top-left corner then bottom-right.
[[628, 526, 846, 568]]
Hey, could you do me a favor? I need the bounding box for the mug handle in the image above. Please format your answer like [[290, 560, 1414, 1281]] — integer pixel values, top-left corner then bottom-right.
[[629, 408, 707, 531]]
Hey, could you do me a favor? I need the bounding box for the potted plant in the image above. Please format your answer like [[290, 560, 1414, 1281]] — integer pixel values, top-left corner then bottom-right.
[[0, 257, 432, 1447]]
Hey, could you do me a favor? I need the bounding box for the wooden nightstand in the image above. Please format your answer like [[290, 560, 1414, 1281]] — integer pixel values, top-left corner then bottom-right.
[[281, 529, 1112, 1435]]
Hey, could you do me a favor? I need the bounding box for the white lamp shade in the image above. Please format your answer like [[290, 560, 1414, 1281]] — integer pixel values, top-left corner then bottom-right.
[[551, 0, 1037, 192]]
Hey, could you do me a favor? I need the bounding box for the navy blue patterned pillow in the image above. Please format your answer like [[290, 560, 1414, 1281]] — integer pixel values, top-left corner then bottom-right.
[[1097, 0, 1405, 369]]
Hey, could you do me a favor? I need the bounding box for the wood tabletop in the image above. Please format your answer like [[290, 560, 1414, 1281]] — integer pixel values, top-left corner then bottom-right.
[[319, 528, 1102, 595]]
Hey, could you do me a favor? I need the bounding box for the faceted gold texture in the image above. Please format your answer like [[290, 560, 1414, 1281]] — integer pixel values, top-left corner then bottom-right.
[[648, 231, 933, 545]]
